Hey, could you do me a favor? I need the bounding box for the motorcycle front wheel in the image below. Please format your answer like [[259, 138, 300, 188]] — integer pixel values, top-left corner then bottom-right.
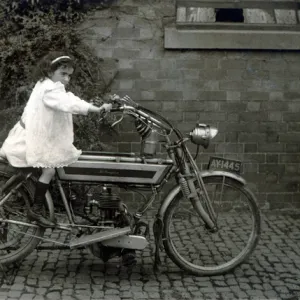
[[163, 175, 261, 276], [0, 170, 44, 266]]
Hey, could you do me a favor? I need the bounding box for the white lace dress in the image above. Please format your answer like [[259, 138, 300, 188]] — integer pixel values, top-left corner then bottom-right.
[[1, 78, 91, 168]]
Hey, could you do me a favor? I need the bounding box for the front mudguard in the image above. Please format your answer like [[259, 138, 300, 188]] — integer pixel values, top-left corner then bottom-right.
[[157, 170, 246, 220]]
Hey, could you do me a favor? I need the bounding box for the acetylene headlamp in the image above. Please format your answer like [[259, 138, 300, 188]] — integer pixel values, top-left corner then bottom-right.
[[189, 123, 218, 149]]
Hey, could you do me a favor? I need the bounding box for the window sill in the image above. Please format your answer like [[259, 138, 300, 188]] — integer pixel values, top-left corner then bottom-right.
[[164, 25, 300, 50]]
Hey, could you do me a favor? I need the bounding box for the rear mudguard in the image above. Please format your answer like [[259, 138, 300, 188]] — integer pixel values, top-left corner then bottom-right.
[[157, 170, 246, 219]]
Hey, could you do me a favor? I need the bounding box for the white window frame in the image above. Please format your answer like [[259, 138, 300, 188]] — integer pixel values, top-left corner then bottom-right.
[[164, 0, 300, 50]]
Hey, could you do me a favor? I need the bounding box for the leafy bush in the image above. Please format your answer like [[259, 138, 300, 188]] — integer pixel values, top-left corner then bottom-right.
[[0, 0, 119, 150]]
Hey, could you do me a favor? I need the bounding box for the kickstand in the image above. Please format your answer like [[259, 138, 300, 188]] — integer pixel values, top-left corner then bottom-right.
[[0, 262, 20, 285]]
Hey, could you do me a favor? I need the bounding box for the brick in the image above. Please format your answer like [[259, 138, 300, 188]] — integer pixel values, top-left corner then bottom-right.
[[262, 59, 287, 71], [112, 27, 140, 39], [182, 69, 201, 79], [201, 80, 219, 91], [181, 101, 205, 112], [269, 112, 282, 122], [96, 48, 114, 58], [269, 92, 284, 101], [267, 194, 295, 209], [163, 112, 183, 121], [266, 154, 279, 163], [220, 59, 247, 69], [176, 59, 205, 69], [283, 112, 300, 121], [119, 80, 134, 90], [225, 132, 238, 142], [155, 91, 183, 101], [285, 92, 300, 101], [244, 153, 266, 163], [198, 91, 227, 101], [215, 143, 243, 153], [118, 59, 134, 69], [184, 112, 198, 121], [280, 154, 300, 163], [285, 144, 300, 153], [280, 133, 300, 142], [245, 143, 258, 153], [160, 80, 184, 91], [140, 91, 155, 100], [261, 80, 285, 91], [225, 69, 244, 80], [287, 80, 300, 91], [288, 102, 300, 112], [226, 91, 241, 101], [116, 69, 141, 80], [258, 143, 284, 152], [204, 57, 219, 68], [220, 81, 249, 91], [220, 102, 247, 112], [157, 70, 183, 79], [201, 69, 227, 80], [133, 60, 160, 71], [240, 92, 269, 101], [240, 112, 268, 122], [135, 80, 162, 90], [246, 60, 262, 70], [247, 102, 261, 111], [183, 90, 200, 101], [199, 112, 226, 121], [242, 70, 269, 80], [243, 163, 258, 173], [113, 48, 141, 59], [161, 101, 180, 111]]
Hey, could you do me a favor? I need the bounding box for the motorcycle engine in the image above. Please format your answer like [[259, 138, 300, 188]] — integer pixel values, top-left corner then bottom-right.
[[68, 185, 132, 261], [82, 186, 130, 227]]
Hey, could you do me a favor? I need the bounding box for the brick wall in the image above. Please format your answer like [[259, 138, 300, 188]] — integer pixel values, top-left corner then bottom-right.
[[80, 0, 300, 210]]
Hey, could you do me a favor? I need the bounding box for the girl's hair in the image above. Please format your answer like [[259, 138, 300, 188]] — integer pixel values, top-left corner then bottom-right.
[[32, 51, 75, 82]]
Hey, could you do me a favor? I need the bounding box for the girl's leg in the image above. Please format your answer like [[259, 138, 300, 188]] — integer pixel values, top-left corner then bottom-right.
[[27, 168, 56, 228]]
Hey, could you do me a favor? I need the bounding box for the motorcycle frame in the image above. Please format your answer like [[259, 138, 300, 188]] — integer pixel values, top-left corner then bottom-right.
[[0, 100, 218, 232]]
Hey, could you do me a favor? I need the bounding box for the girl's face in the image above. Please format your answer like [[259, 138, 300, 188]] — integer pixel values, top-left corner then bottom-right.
[[49, 66, 74, 86]]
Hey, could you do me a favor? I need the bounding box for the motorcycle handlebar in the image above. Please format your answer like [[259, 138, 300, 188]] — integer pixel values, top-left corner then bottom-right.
[[106, 95, 174, 134]]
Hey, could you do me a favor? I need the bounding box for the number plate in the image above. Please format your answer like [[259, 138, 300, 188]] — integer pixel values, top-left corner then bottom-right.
[[208, 156, 242, 174]]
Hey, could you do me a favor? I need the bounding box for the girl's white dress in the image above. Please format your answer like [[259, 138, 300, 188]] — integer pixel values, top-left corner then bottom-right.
[[0, 78, 91, 168]]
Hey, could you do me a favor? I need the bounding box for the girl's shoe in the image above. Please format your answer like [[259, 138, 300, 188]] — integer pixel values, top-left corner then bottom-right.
[[27, 208, 56, 228]]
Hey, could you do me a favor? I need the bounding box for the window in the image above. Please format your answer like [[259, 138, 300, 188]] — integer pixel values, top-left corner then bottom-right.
[[164, 0, 300, 50]]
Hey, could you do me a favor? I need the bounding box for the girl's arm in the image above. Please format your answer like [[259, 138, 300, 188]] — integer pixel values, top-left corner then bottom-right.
[[43, 84, 91, 115], [43, 83, 112, 115]]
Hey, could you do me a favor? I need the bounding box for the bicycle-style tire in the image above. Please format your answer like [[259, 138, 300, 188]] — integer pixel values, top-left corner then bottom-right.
[[163, 175, 261, 276], [0, 164, 45, 266]]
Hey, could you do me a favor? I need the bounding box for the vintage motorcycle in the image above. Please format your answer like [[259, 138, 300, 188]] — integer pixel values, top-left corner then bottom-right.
[[0, 95, 261, 276]]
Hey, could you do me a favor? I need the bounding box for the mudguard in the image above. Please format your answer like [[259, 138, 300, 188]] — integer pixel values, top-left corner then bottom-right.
[[158, 170, 247, 219]]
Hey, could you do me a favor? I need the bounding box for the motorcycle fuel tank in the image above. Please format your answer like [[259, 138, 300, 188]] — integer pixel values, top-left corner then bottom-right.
[[56, 151, 173, 185]]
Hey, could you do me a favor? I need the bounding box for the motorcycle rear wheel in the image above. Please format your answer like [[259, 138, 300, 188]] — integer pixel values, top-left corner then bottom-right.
[[163, 175, 261, 276], [0, 170, 44, 266]]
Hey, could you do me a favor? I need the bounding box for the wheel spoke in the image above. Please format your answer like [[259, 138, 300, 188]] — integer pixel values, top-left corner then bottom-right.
[[163, 176, 261, 276], [0, 172, 44, 265]]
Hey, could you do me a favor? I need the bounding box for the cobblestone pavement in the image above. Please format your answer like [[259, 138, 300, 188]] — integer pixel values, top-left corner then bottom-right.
[[0, 211, 299, 300]]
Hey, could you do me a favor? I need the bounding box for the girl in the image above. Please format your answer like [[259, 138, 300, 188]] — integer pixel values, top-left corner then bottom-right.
[[0, 52, 112, 228]]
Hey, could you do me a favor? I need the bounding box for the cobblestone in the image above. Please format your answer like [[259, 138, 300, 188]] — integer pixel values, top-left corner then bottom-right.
[[0, 212, 299, 300]]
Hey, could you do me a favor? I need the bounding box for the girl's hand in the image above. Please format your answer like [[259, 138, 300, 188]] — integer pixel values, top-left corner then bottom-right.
[[100, 103, 112, 113]]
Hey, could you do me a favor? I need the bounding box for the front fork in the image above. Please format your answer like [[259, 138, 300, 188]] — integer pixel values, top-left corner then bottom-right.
[[173, 146, 217, 231]]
